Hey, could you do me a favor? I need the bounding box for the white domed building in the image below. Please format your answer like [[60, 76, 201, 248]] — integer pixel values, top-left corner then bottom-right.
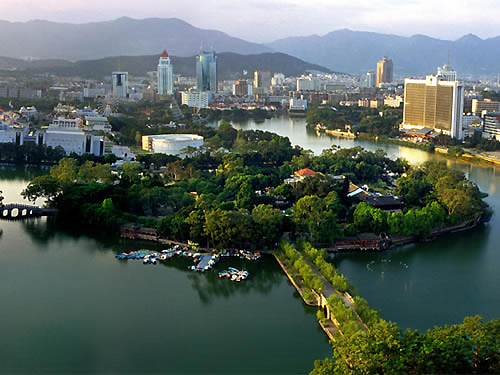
[[142, 134, 204, 157]]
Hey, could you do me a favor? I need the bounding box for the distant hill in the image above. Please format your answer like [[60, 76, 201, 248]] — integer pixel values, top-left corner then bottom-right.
[[1, 52, 331, 80], [0, 17, 272, 60], [267, 29, 500, 76]]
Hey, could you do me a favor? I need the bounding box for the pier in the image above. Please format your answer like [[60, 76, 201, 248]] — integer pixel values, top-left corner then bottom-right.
[[0, 204, 58, 219]]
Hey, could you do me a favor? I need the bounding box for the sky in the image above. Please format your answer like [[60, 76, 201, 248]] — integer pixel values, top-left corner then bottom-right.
[[2, 0, 500, 42]]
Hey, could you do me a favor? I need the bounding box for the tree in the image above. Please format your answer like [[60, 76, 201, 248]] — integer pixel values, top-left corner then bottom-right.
[[237, 181, 256, 210], [119, 163, 141, 186], [252, 204, 286, 248], [294, 195, 341, 243], [21, 175, 61, 203], [216, 121, 237, 149], [49, 158, 79, 188]]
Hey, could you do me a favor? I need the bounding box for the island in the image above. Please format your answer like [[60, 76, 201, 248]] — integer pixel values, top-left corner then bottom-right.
[[11, 123, 498, 374]]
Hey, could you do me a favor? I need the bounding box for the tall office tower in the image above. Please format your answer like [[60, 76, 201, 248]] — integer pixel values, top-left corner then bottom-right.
[[157, 50, 174, 95], [112, 72, 129, 98], [234, 79, 249, 96], [402, 75, 464, 139], [437, 64, 457, 81], [253, 70, 271, 94], [366, 71, 375, 88], [196, 50, 217, 92], [376, 57, 393, 88]]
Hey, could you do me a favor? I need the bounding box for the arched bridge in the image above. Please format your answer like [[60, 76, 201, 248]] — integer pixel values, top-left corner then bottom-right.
[[0, 204, 58, 219]]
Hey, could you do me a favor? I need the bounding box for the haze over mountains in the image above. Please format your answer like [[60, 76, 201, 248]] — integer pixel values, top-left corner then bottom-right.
[[0, 17, 271, 60], [0, 53, 331, 80], [267, 29, 500, 76], [0, 17, 499, 76]]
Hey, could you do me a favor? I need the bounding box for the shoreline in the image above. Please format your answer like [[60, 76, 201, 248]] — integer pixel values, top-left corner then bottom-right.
[[313, 125, 500, 167]]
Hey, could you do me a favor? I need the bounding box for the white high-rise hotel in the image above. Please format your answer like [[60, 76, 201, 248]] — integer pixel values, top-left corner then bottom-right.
[[402, 75, 464, 139], [157, 50, 174, 95]]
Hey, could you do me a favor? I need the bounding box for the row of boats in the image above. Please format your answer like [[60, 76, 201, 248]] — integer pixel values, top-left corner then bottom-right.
[[115, 249, 184, 264], [220, 249, 262, 261], [114, 245, 256, 282], [218, 267, 249, 282]]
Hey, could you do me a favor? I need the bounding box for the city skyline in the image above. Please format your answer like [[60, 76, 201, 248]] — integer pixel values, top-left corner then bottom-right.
[[1, 0, 500, 43]]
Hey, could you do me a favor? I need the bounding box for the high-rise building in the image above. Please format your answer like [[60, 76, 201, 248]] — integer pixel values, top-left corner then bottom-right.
[[254, 70, 271, 94], [196, 50, 217, 93], [112, 72, 129, 98], [376, 57, 393, 88], [181, 91, 211, 109], [234, 80, 250, 96], [296, 76, 322, 91], [437, 64, 457, 81], [157, 50, 174, 95], [366, 71, 375, 88], [402, 75, 464, 139]]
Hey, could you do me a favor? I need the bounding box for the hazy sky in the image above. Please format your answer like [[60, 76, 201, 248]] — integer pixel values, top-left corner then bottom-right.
[[2, 0, 500, 42]]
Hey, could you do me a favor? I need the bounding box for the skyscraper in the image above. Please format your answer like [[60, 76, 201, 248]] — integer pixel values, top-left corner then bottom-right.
[[254, 70, 271, 94], [402, 75, 464, 139], [157, 50, 174, 95], [112, 72, 129, 98], [366, 71, 375, 88], [376, 57, 393, 88], [196, 50, 217, 93]]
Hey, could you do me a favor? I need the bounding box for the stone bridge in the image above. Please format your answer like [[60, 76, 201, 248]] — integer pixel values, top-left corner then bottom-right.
[[0, 204, 58, 219]]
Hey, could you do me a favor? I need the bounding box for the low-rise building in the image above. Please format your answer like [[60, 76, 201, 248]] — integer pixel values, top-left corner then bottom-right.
[[472, 99, 500, 116], [142, 134, 204, 157], [289, 97, 308, 112], [84, 116, 112, 132], [41, 118, 104, 155], [0, 122, 28, 144]]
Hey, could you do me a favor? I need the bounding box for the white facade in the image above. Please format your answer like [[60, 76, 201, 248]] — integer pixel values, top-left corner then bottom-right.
[[83, 88, 106, 98], [0, 123, 27, 144], [142, 134, 204, 157], [157, 50, 174, 95], [437, 65, 457, 81], [75, 107, 99, 117], [19, 106, 38, 119], [289, 98, 308, 111], [483, 113, 500, 141], [181, 91, 211, 109], [85, 116, 112, 132], [384, 96, 403, 108], [43, 118, 104, 155], [272, 73, 285, 86], [112, 72, 129, 98], [366, 72, 375, 88], [297, 76, 322, 91]]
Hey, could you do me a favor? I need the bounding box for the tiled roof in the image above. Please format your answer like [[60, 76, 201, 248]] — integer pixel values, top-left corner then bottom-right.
[[295, 168, 317, 177]]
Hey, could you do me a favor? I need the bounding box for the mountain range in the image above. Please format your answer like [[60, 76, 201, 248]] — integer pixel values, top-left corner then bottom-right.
[[266, 29, 500, 76], [0, 53, 331, 80], [0, 17, 271, 60], [0, 17, 499, 76]]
